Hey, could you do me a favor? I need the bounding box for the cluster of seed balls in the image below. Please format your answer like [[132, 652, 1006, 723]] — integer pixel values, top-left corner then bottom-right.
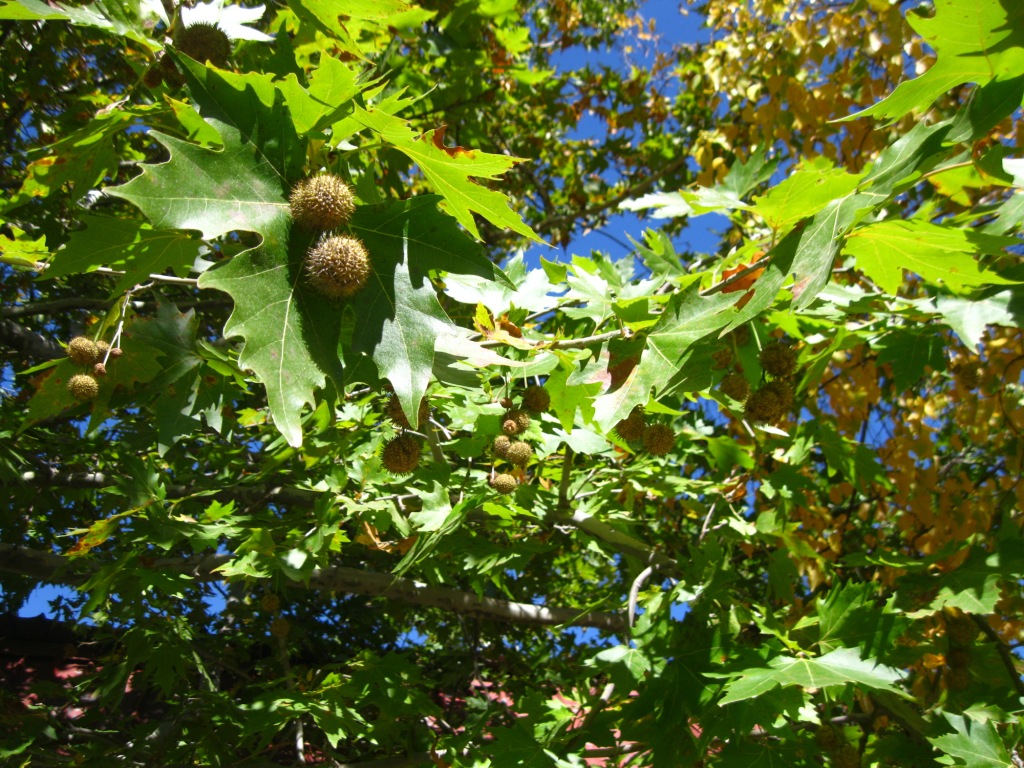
[[612, 407, 676, 456], [289, 174, 372, 299], [65, 336, 121, 402], [718, 342, 798, 424], [489, 385, 551, 495]]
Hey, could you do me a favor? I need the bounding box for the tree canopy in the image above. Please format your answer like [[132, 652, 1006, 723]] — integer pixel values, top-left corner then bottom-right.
[[1, 0, 1023, 766]]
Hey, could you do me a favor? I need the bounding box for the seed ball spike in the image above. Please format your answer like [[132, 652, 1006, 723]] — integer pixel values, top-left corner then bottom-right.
[[506, 441, 533, 467], [522, 384, 551, 413], [642, 423, 675, 456], [492, 434, 512, 458], [174, 21, 232, 68], [290, 174, 356, 231], [67, 373, 100, 402], [491, 473, 517, 495], [614, 406, 646, 442], [305, 235, 371, 299], [381, 433, 422, 475], [67, 337, 99, 366]]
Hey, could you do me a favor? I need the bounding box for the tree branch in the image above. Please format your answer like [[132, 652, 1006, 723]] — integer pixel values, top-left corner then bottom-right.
[[0, 544, 626, 632], [0, 317, 65, 360]]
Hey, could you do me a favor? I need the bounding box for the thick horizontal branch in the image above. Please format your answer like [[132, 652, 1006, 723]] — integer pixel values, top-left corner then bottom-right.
[[0, 317, 64, 360], [0, 544, 626, 632]]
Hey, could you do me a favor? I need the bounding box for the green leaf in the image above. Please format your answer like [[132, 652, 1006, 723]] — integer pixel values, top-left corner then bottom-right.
[[936, 289, 1024, 349], [751, 165, 863, 231], [844, 220, 1020, 295], [876, 330, 947, 391], [902, 545, 1024, 616], [349, 197, 513, 427], [930, 713, 1013, 768], [816, 582, 907, 660], [45, 216, 199, 294], [105, 127, 287, 243], [198, 221, 344, 448], [0, 0, 159, 45], [591, 645, 653, 685], [590, 284, 735, 430], [4, 110, 130, 212], [717, 647, 906, 705], [352, 106, 540, 242], [788, 192, 878, 310], [844, 0, 1024, 122]]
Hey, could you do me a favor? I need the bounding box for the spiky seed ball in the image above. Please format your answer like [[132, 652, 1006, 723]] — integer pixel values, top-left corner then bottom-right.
[[523, 385, 551, 414], [305, 235, 371, 299], [382, 434, 422, 474], [67, 373, 99, 402], [831, 745, 861, 768], [491, 473, 517, 495], [501, 408, 530, 436], [67, 337, 99, 366], [92, 363, 106, 377], [719, 372, 750, 402], [174, 22, 232, 67], [108, 347, 123, 359], [761, 378, 794, 410], [614, 406, 646, 442], [492, 434, 512, 458], [506, 441, 533, 467], [384, 395, 429, 429], [290, 174, 356, 231], [814, 725, 842, 752], [260, 593, 280, 614], [642, 424, 675, 456], [500, 397, 514, 409], [759, 342, 797, 379], [744, 387, 783, 424]]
